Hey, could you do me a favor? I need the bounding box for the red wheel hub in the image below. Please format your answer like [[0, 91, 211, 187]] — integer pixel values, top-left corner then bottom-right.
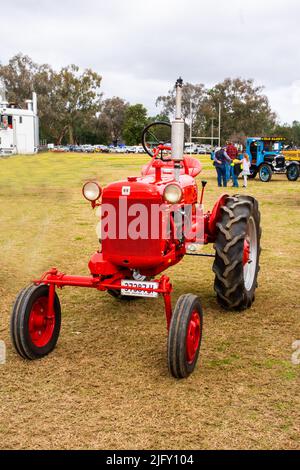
[[186, 310, 201, 364], [243, 239, 250, 266], [28, 296, 55, 347]]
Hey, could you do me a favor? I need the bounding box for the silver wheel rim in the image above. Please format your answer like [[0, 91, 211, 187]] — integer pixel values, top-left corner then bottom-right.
[[244, 216, 257, 291]]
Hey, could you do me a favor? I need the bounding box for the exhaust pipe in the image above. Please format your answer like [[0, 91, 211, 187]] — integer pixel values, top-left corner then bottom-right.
[[171, 78, 185, 181]]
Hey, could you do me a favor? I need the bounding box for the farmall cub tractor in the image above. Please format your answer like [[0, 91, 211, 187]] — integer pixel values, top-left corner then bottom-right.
[[11, 79, 261, 379]]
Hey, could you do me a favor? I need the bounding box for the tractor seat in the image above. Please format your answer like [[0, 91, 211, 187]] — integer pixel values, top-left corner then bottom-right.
[[141, 156, 202, 178]]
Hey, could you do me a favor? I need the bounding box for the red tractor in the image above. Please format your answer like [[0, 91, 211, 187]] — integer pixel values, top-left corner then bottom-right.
[[10, 79, 261, 378]]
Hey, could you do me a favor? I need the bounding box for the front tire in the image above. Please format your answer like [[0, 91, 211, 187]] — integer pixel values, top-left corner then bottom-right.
[[168, 294, 203, 379], [10, 284, 61, 360], [259, 164, 272, 182], [286, 163, 299, 181], [213, 195, 261, 310]]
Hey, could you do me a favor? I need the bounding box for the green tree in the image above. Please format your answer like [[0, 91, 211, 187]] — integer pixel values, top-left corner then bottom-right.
[[156, 82, 208, 139], [0, 54, 102, 144], [208, 78, 276, 143], [272, 121, 300, 146], [122, 104, 148, 145], [97, 97, 129, 145], [48, 64, 102, 144], [156, 78, 276, 144]]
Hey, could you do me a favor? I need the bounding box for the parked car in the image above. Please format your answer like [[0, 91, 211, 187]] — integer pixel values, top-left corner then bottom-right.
[[94, 145, 109, 153], [134, 146, 146, 154], [52, 146, 69, 153]]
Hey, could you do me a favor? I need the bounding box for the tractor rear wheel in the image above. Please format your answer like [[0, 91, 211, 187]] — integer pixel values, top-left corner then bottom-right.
[[10, 284, 61, 359], [167, 294, 203, 379], [259, 164, 272, 182], [286, 163, 299, 181], [213, 195, 261, 310]]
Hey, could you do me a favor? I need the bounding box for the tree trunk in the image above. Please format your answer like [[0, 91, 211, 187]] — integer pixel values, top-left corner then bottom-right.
[[56, 125, 68, 145], [68, 124, 74, 145]]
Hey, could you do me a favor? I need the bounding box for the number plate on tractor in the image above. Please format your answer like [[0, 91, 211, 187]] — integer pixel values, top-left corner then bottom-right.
[[120, 280, 159, 298]]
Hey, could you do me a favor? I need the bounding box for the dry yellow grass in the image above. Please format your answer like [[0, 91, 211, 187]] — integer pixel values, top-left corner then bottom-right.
[[0, 152, 299, 450]]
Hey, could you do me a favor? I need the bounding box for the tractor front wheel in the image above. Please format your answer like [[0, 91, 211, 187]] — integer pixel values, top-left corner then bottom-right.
[[213, 195, 261, 310], [10, 284, 61, 360], [167, 294, 203, 379]]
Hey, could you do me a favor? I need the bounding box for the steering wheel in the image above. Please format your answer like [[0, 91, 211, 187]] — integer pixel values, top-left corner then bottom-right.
[[142, 121, 171, 158]]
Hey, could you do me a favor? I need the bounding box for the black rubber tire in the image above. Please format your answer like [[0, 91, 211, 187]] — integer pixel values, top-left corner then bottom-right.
[[167, 294, 203, 379], [259, 164, 272, 182], [286, 163, 299, 181], [213, 195, 261, 311], [10, 284, 61, 360]]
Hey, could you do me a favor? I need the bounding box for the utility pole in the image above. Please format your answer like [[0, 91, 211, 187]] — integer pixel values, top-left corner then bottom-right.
[[211, 118, 215, 148], [189, 99, 193, 155], [218, 103, 221, 147]]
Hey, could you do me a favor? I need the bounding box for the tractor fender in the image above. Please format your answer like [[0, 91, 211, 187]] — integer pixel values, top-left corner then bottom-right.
[[207, 193, 229, 238]]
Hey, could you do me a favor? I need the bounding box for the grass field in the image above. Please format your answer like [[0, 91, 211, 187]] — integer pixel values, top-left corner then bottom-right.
[[0, 152, 299, 450]]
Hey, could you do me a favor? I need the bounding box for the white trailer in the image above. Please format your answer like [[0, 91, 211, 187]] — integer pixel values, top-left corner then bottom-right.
[[0, 84, 39, 155]]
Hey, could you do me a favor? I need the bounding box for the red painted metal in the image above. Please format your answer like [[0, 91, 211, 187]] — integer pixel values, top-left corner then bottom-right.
[[34, 269, 174, 328], [207, 193, 229, 241], [243, 239, 250, 266], [186, 310, 201, 364], [32, 140, 221, 332], [29, 296, 55, 347]]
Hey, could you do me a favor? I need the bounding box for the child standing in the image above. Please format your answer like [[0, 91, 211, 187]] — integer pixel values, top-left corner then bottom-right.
[[242, 153, 251, 188], [231, 157, 242, 187]]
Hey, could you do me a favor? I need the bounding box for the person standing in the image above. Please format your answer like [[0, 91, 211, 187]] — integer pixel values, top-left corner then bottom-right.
[[231, 157, 242, 187], [242, 153, 251, 188], [213, 147, 232, 187], [226, 141, 238, 184]]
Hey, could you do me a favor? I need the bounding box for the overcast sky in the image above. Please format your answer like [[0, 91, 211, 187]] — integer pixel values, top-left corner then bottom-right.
[[1, 0, 300, 123]]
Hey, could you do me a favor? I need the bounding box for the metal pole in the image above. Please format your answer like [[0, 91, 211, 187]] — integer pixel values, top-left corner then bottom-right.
[[211, 118, 214, 148], [218, 103, 221, 147], [190, 99, 192, 156], [171, 78, 185, 181], [175, 79, 183, 119]]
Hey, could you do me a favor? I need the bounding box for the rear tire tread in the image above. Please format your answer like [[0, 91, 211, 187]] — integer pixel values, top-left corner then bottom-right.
[[213, 195, 261, 311]]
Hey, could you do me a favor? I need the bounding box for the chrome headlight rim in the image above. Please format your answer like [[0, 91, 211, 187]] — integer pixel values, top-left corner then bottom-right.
[[163, 183, 183, 204], [82, 181, 102, 202]]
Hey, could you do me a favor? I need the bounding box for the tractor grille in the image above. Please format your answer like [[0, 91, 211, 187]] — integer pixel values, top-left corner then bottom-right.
[[101, 192, 164, 268]]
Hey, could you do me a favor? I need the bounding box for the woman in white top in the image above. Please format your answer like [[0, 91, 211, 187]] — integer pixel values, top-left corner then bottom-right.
[[242, 153, 251, 188]]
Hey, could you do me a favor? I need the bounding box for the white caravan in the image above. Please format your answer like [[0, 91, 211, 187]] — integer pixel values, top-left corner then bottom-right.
[[0, 82, 39, 155]]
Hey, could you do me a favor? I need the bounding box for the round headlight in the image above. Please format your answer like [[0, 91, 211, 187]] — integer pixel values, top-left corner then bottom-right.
[[82, 181, 101, 201], [163, 184, 183, 204]]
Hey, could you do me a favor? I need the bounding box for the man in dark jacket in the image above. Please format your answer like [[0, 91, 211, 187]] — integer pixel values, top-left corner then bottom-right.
[[213, 147, 232, 187]]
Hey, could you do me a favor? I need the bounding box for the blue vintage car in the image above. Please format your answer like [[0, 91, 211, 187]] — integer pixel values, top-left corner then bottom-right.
[[246, 136, 299, 182]]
